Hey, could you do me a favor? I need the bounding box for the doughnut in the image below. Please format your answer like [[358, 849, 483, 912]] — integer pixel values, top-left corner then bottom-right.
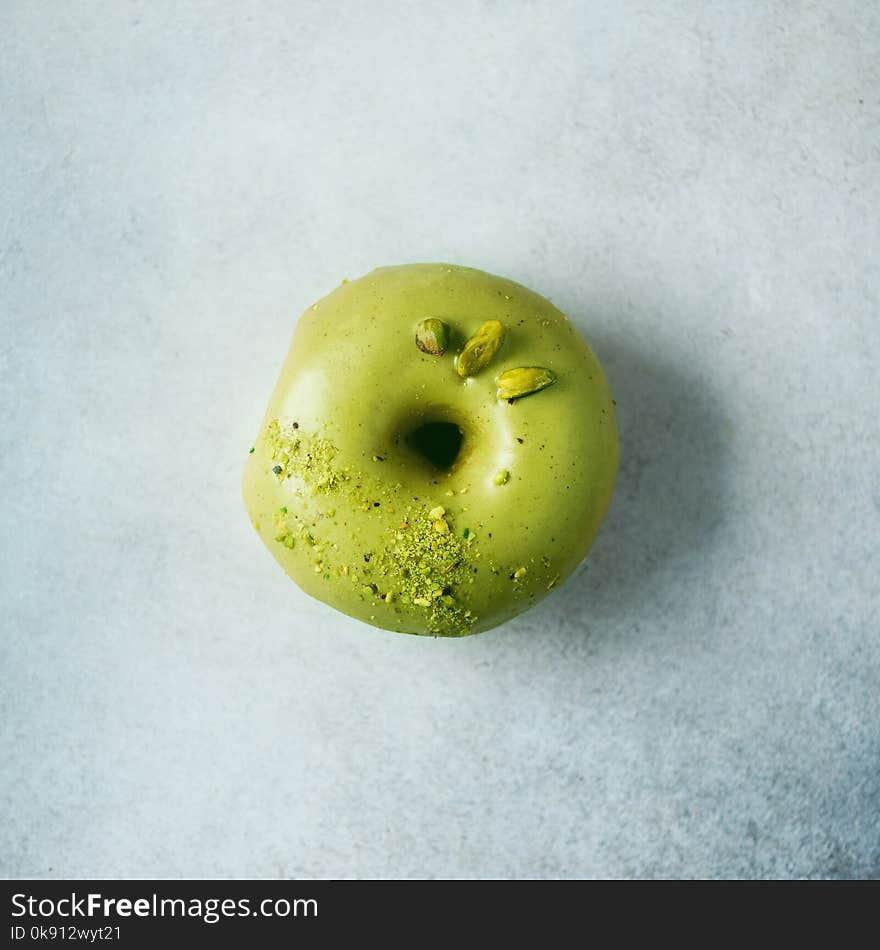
[[242, 263, 618, 637]]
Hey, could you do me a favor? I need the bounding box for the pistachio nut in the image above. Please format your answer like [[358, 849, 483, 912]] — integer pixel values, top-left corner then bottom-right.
[[456, 320, 505, 377], [415, 318, 450, 356], [496, 366, 557, 401]]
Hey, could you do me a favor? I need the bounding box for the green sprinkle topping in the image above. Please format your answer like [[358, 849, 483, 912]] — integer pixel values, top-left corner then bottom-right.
[[493, 469, 510, 486], [249, 446, 255, 454]]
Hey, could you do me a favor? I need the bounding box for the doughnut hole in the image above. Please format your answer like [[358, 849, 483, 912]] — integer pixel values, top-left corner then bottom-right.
[[391, 405, 482, 477], [406, 421, 463, 471]]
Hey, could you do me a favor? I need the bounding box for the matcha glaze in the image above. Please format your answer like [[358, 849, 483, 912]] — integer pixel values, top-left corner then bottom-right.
[[242, 264, 618, 636]]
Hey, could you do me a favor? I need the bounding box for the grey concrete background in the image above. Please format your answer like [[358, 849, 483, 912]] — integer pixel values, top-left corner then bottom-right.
[[2, 1, 878, 879]]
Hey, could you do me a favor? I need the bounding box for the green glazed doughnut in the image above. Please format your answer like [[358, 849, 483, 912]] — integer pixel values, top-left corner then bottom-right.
[[242, 263, 618, 637]]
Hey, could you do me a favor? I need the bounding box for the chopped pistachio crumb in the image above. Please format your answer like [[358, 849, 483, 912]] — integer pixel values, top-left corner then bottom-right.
[[513, 566, 527, 581], [371, 504, 479, 634], [265, 420, 347, 494], [493, 469, 510, 486], [262, 421, 479, 636], [249, 446, 255, 454]]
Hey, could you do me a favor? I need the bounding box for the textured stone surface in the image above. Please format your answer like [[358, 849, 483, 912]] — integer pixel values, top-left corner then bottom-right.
[[2, 1, 878, 879]]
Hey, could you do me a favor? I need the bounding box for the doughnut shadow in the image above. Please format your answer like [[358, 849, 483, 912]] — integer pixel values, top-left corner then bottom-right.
[[532, 327, 730, 645]]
